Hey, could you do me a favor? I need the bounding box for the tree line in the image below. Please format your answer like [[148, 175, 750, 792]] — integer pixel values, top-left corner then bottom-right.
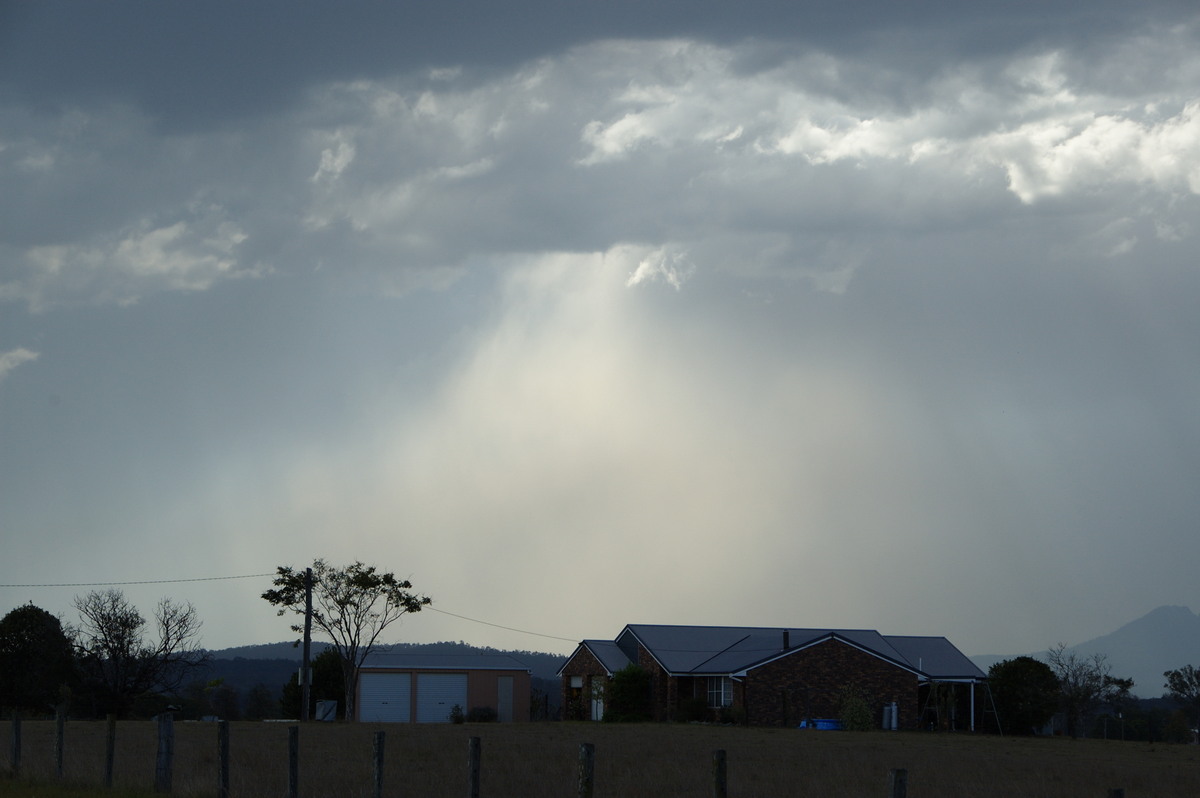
[[0, 558, 431, 721], [0, 590, 208, 719], [987, 644, 1200, 741]]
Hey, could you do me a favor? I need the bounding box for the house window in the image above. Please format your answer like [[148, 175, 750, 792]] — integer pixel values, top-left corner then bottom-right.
[[707, 676, 733, 708]]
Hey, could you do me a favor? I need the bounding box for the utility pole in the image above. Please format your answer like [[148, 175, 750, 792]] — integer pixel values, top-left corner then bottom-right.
[[301, 567, 313, 722]]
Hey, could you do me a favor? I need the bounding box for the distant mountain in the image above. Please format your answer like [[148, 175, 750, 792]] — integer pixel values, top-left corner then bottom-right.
[[195, 655, 299, 698], [211, 641, 306, 660], [971, 605, 1200, 697], [206, 640, 567, 683]]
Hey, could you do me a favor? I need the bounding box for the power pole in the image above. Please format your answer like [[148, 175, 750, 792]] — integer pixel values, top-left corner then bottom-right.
[[301, 567, 313, 722]]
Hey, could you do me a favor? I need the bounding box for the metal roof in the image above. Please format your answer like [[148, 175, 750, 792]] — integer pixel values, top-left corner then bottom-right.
[[360, 652, 532, 672], [584, 640, 634, 675], [555, 640, 635, 676], [598, 624, 983, 680], [882, 635, 987, 680]]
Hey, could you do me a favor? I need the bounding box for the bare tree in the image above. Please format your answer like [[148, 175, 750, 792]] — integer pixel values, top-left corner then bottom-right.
[[262, 559, 431, 721], [1046, 643, 1132, 738], [73, 589, 208, 717]]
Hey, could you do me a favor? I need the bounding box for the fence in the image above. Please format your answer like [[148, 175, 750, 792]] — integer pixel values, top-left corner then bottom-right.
[[5, 712, 1139, 798]]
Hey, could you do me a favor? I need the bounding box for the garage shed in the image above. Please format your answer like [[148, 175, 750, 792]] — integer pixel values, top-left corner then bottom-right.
[[357, 653, 533, 723]]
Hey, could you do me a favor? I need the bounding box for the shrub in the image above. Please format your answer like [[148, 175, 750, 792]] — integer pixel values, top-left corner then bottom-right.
[[467, 706, 498, 722], [677, 696, 710, 722], [1163, 710, 1193, 743], [449, 704, 465, 724], [719, 704, 747, 726], [838, 686, 873, 732], [602, 664, 652, 722]]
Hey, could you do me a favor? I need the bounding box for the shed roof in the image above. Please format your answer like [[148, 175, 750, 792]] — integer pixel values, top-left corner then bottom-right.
[[360, 652, 532, 672]]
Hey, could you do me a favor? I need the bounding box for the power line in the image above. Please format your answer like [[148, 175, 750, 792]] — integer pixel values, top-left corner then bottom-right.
[[428, 606, 578, 644], [0, 571, 582, 647], [0, 572, 275, 588]]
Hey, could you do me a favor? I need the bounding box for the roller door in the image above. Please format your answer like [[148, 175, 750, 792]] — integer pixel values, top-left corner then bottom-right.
[[416, 673, 468, 723], [358, 672, 411, 722]]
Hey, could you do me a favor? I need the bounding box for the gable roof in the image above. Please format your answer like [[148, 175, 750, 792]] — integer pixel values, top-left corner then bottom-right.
[[599, 624, 984, 681], [556, 640, 633, 676]]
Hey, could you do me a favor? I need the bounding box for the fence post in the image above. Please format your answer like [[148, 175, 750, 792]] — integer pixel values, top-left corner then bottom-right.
[[467, 736, 481, 798], [54, 707, 65, 779], [217, 720, 230, 798], [105, 715, 117, 788], [154, 712, 174, 793], [9, 712, 20, 777], [712, 749, 727, 798], [373, 731, 386, 798], [577, 742, 595, 798], [888, 768, 908, 798], [288, 725, 300, 798]]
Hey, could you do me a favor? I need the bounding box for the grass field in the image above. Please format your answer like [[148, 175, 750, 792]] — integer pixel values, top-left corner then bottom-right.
[[2, 719, 1198, 797]]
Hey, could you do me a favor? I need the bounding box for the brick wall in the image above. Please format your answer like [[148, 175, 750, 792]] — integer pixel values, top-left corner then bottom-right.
[[560, 646, 607, 721], [637, 645, 674, 722], [744, 638, 918, 728]]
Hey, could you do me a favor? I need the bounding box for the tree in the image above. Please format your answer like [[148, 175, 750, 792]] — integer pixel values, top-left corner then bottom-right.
[[243, 683, 278, 721], [262, 559, 431, 721], [72, 589, 208, 717], [280, 646, 345, 719], [1164, 664, 1200, 741], [0, 603, 76, 715], [1046, 643, 1133, 738], [988, 656, 1059, 735]]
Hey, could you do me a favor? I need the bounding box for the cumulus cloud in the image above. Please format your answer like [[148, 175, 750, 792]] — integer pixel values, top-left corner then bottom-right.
[[4, 31, 1199, 311], [7, 216, 256, 310], [626, 245, 694, 289], [0, 348, 39, 384]]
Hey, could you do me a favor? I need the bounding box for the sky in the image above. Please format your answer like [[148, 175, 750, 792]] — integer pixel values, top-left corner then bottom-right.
[[2, 0, 1199, 660]]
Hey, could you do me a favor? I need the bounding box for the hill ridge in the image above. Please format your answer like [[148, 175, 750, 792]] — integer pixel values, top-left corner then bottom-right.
[[970, 604, 1200, 697]]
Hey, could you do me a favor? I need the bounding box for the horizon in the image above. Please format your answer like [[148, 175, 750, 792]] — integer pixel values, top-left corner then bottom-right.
[[0, 572, 1195, 662]]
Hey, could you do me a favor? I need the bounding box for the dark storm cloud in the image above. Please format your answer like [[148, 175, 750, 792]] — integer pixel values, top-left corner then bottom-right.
[[3, 0, 1194, 129]]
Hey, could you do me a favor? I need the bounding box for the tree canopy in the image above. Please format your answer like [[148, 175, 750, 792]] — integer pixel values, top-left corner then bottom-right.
[[262, 559, 431, 721], [1163, 664, 1200, 733], [0, 603, 76, 714], [988, 656, 1059, 735]]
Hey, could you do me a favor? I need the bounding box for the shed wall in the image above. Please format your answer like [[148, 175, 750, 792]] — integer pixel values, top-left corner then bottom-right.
[[358, 669, 531, 723]]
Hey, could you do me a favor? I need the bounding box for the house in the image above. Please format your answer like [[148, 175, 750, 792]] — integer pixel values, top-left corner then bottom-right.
[[559, 624, 987, 729], [357, 653, 532, 723]]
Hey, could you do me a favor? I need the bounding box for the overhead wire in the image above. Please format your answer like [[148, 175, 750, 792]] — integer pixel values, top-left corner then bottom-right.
[[0, 572, 275, 588], [427, 606, 578, 644], [0, 569, 579, 645]]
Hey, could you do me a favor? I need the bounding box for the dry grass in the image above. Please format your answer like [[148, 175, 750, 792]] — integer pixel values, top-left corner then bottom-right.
[[2, 720, 1198, 797]]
